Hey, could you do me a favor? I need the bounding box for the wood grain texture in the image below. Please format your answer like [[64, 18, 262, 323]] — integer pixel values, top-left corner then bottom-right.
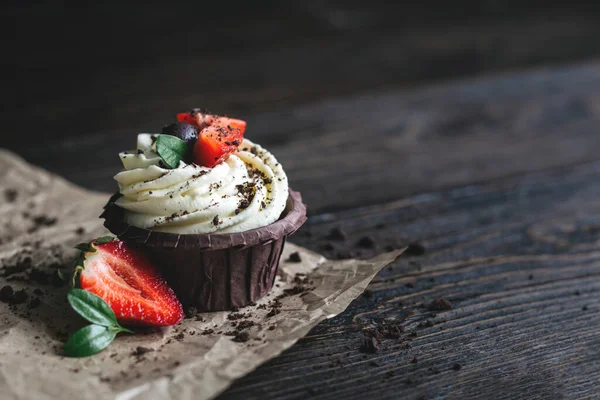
[[9, 61, 600, 216], [221, 159, 600, 400], [4, 3, 600, 147]]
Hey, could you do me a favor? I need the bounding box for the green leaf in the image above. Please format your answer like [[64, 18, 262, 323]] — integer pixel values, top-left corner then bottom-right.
[[74, 242, 94, 252], [93, 236, 115, 245], [63, 324, 117, 357], [109, 325, 135, 334], [156, 134, 187, 169], [67, 289, 118, 327]]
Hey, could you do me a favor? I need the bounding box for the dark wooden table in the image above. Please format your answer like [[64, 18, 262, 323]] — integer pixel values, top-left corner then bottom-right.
[[6, 3, 600, 399]]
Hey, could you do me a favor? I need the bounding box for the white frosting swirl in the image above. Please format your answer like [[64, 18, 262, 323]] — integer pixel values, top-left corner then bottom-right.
[[114, 135, 288, 234]]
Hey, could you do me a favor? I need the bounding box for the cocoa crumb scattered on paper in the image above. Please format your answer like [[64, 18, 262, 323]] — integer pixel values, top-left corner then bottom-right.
[[287, 252, 302, 263]]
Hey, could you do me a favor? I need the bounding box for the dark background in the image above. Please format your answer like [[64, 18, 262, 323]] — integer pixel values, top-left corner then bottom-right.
[[4, 1, 600, 150]]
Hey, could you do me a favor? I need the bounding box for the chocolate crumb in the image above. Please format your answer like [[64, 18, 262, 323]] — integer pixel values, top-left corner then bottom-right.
[[359, 335, 380, 354], [268, 326, 276, 331], [236, 320, 256, 330], [356, 236, 376, 249], [75, 227, 85, 235], [287, 252, 302, 263], [174, 332, 185, 341], [326, 227, 347, 241], [28, 297, 41, 309], [4, 189, 18, 202], [452, 363, 462, 371], [32, 215, 57, 227], [202, 329, 214, 335], [283, 286, 308, 296], [137, 149, 144, 155], [233, 331, 250, 342], [266, 308, 280, 318], [212, 215, 221, 226], [404, 243, 425, 256], [132, 346, 154, 356], [184, 305, 198, 318], [227, 313, 247, 321], [428, 297, 452, 311], [0, 285, 14, 302], [11, 289, 28, 305], [378, 323, 404, 339]]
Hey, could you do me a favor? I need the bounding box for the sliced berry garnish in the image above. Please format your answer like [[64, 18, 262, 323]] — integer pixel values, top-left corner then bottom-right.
[[193, 125, 244, 167], [177, 110, 247, 135], [76, 239, 183, 327], [177, 110, 213, 129]]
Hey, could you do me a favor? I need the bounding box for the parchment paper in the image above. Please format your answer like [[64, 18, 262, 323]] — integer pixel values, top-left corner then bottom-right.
[[0, 149, 403, 400]]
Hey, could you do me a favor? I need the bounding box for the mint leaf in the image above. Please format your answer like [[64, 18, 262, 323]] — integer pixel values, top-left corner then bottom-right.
[[67, 289, 118, 327], [156, 134, 187, 169], [63, 324, 117, 357], [93, 236, 115, 245]]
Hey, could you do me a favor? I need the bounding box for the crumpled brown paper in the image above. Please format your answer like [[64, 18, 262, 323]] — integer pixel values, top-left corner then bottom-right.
[[0, 150, 403, 400]]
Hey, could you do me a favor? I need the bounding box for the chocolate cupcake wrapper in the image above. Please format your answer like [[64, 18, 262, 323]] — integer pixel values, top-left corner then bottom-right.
[[101, 189, 307, 311], [143, 237, 286, 311]]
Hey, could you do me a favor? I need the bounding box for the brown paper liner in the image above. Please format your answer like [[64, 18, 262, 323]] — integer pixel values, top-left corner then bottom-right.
[[101, 189, 307, 311]]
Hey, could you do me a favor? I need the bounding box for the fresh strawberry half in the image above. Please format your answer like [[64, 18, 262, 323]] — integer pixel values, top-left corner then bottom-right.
[[75, 238, 183, 327], [193, 124, 244, 167], [177, 110, 247, 135]]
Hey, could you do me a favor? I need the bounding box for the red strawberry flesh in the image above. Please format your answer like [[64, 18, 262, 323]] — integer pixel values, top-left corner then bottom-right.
[[193, 125, 244, 168], [79, 240, 183, 327]]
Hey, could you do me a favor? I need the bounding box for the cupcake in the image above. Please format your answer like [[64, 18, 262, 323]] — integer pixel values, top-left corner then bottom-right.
[[101, 110, 307, 311]]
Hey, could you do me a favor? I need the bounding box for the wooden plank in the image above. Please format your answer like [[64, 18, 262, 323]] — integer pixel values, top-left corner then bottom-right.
[[10, 61, 600, 215], [4, 5, 600, 146], [221, 159, 600, 399]]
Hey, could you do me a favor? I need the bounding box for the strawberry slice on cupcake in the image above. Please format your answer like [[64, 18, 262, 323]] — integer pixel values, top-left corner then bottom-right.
[[174, 109, 247, 167]]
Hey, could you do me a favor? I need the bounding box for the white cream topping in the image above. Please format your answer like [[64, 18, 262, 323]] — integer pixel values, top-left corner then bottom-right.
[[114, 134, 288, 234]]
